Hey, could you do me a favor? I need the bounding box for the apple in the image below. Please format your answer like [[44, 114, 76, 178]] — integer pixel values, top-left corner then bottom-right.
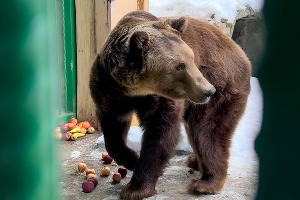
[[62, 124, 69, 133], [55, 132, 63, 140], [87, 127, 95, 134], [67, 123, 76, 130], [80, 127, 87, 134], [88, 178, 98, 187], [82, 121, 91, 129], [112, 173, 122, 183], [69, 117, 77, 125], [64, 132, 71, 141], [78, 163, 87, 172], [79, 122, 84, 127], [101, 166, 110, 176], [102, 152, 108, 159], [85, 169, 96, 176], [55, 126, 61, 133], [103, 155, 113, 164], [87, 173, 96, 180], [118, 167, 127, 178], [82, 181, 94, 193]]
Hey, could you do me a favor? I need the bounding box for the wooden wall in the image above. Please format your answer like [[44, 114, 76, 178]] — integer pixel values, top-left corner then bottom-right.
[[75, 0, 148, 128], [75, 0, 110, 128]]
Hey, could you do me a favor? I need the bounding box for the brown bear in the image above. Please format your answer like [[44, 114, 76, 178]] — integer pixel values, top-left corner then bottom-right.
[[90, 11, 251, 200]]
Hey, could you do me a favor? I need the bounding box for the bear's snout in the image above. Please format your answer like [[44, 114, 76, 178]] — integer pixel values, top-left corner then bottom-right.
[[204, 87, 216, 97]]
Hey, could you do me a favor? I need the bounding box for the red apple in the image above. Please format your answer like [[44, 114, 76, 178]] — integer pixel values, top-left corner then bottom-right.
[[64, 132, 71, 141], [67, 123, 76, 130], [62, 124, 69, 132], [85, 169, 96, 176], [69, 117, 77, 125], [80, 127, 87, 134], [88, 178, 98, 187], [103, 155, 113, 164], [82, 181, 94, 193], [112, 173, 122, 183], [82, 121, 91, 129], [118, 167, 127, 178], [102, 152, 108, 159], [78, 163, 87, 172]]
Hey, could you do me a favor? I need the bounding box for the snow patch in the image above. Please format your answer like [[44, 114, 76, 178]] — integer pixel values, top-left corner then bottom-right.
[[90, 149, 102, 159], [70, 150, 81, 159], [150, 0, 264, 23], [96, 136, 104, 144]]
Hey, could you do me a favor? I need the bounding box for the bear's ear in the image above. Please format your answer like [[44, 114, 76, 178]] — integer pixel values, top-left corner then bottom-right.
[[166, 17, 188, 33], [129, 31, 150, 50]]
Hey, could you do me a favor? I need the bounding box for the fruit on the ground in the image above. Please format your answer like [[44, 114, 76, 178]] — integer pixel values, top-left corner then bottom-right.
[[80, 127, 87, 134], [112, 173, 122, 183], [78, 163, 87, 172], [87, 173, 96, 180], [69, 118, 77, 125], [62, 124, 69, 133], [118, 167, 127, 178], [70, 126, 81, 133], [82, 181, 94, 193], [85, 169, 96, 175], [102, 152, 108, 159], [103, 155, 113, 164], [55, 127, 61, 133], [64, 132, 71, 141], [88, 178, 98, 187], [55, 132, 63, 140], [67, 123, 76, 130], [101, 166, 110, 176], [87, 127, 95, 134], [79, 122, 84, 127], [111, 162, 117, 166], [82, 121, 91, 129], [70, 132, 85, 141]]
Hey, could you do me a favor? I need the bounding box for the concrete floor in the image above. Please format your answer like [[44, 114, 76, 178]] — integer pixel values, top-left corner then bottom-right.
[[59, 132, 258, 200]]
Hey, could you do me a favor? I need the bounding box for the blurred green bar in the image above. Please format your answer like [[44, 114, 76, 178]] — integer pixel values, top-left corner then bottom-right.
[[0, 1, 59, 200], [256, 0, 300, 200]]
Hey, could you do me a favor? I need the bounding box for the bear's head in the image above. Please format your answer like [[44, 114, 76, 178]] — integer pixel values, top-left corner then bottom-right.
[[107, 16, 215, 104]]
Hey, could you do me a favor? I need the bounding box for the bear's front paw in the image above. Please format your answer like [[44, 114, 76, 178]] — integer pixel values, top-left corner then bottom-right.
[[120, 183, 157, 200], [187, 179, 224, 194]]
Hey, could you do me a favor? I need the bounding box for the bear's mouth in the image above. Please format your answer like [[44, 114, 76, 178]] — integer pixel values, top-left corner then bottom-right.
[[187, 95, 211, 105]]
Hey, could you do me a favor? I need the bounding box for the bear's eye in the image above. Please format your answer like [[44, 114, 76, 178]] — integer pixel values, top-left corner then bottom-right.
[[176, 63, 186, 71]]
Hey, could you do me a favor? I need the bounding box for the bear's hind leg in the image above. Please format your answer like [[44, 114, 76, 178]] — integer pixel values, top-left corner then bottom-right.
[[185, 94, 248, 194]]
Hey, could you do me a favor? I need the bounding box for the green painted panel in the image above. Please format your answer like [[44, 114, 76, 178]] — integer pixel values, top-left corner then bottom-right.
[[62, 0, 77, 115], [0, 1, 59, 199]]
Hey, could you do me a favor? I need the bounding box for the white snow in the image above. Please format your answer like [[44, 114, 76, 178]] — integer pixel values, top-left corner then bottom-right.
[[70, 150, 81, 159], [149, 0, 264, 23]]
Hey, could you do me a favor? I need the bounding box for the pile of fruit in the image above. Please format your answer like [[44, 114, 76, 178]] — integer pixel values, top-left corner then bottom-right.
[[55, 117, 96, 141], [76, 152, 128, 193]]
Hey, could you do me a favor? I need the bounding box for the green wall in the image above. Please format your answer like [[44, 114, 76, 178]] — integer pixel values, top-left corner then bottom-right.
[[0, 1, 59, 200]]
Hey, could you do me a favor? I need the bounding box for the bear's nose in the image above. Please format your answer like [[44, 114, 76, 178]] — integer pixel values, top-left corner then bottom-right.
[[204, 87, 216, 97]]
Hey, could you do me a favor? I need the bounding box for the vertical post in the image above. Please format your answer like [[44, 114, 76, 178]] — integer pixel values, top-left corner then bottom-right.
[[75, 0, 111, 128], [0, 1, 58, 200], [255, 0, 300, 200]]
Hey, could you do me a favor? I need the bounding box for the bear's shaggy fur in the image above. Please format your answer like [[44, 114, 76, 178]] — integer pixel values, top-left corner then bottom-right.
[[90, 11, 251, 200]]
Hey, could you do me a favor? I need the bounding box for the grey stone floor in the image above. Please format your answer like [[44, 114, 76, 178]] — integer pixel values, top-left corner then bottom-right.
[[59, 132, 258, 200]]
